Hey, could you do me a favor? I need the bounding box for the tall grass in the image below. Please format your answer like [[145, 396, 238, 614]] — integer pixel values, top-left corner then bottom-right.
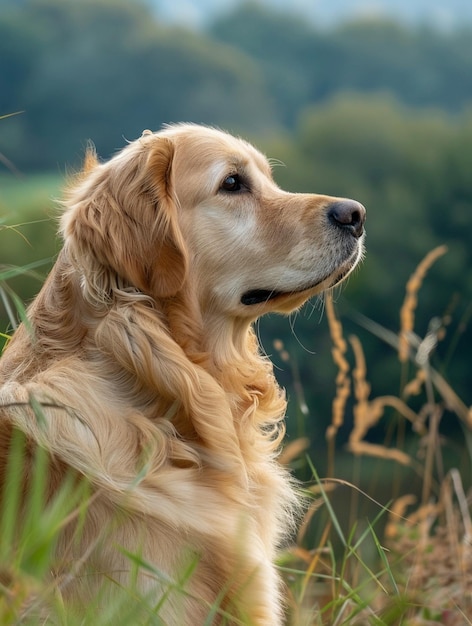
[[278, 245, 472, 625], [1, 242, 471, 624]]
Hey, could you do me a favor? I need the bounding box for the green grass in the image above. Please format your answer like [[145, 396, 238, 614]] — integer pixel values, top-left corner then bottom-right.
[[1, 172, 63, 339], [0, 172, 64, 217], [0, 171, 63, 273]]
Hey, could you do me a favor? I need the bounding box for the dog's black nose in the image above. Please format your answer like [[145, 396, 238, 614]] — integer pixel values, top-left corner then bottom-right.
[[328, 200, 366, 238]]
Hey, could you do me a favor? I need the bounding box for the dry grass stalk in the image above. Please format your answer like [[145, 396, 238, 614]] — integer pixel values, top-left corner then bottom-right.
[[299, 521, 333, 622], [384, 494, 417, 539], [429, 367, 472, 429], [442, 469, 472, 545], [325, 294, 350, 444], [403, 346, 471, 431], [348, 335, 416, 464], [348, 440, 411, 465], [296, 482, 337, 545], [403, 369, 427, 398], [386, 473, 472, 624], [296, 496, 325, 545], [420, 403, 443, 506], [279, 437, 310, 465], [399, 245, 448, 363]]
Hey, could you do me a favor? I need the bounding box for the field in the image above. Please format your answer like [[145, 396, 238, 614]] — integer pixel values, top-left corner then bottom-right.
[[1, 174, 471, 624], [0, 172, 64, 213], [0, 172, 63, 323]]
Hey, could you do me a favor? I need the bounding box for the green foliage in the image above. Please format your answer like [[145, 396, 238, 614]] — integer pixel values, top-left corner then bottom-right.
[[0, 0, 275, 170], [211, 3, 472, 121], [0, 173, 60, 340], [0, 428, 90, 623], [4, 1, 472, 170]]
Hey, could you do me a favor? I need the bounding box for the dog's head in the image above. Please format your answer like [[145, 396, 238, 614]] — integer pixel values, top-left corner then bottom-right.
[[62, 124, 365, 318]]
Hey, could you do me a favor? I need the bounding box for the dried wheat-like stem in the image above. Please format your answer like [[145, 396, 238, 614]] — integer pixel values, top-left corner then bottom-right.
[[403, 369, 427, 398], [384, 494, 417, 538], [430, 367, 472, 428], [278, 437, 310, 466], [325, 294, 350, 449], [386, 472, 472, 622], [296, 495, 326, 545], [348, 440, 411, 465], [421, 403, 444, 506], [445, 469, 472, 543], [399, 245, 448, 363], [348, 335, 417, 465]]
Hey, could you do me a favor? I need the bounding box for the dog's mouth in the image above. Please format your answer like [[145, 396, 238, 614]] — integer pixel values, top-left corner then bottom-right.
[[240, 236, 365, 307], [240, 267, 352, 306], [241, 289, 283, 306]]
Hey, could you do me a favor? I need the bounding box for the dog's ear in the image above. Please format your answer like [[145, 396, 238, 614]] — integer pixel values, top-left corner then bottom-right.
[[62, 136, 188, 299]]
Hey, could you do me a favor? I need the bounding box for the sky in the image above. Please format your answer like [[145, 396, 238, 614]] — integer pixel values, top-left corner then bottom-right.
[[150, 0, 472, 31]]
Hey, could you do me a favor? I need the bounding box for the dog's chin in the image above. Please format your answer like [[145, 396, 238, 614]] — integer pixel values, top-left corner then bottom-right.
[[240, 253, 361, 309]]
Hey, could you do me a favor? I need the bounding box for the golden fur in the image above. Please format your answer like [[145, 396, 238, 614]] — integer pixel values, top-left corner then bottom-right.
[[0, 124, 365, 624]]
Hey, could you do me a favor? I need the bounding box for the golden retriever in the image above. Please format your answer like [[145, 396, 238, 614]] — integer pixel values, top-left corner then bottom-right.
[[0, 124, 365, 624]]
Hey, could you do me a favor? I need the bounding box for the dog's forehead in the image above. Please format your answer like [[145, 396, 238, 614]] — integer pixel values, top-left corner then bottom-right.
[[165, 125, 272, 177]]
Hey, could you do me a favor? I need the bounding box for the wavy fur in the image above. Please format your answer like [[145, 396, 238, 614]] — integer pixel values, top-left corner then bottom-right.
[[0, 124, 365, 624]]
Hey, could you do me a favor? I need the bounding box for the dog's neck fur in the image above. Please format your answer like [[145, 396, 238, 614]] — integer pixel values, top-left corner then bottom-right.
[[2, 248, 287, 474]]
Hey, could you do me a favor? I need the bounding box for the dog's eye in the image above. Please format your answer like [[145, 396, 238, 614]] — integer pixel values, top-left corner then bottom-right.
[[221, 174, 242, 192]]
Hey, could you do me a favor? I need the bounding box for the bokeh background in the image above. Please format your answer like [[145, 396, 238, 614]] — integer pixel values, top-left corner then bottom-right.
[[1, 0, 471, 503]]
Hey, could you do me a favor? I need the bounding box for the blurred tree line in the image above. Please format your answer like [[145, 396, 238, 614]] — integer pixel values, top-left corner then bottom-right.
[[1, 0, 471, 452], [3, 0, 472, 167]]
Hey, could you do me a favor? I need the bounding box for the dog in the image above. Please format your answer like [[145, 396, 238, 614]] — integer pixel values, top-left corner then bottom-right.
[[0, 124, 365, 624]]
